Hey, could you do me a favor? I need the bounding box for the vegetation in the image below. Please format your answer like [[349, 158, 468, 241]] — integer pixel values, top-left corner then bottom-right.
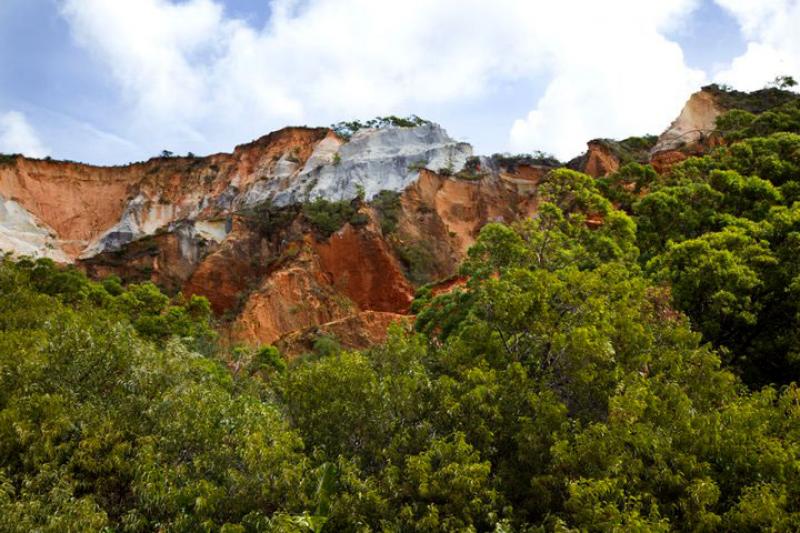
[[287, 148, 301, 163], [370, 189, 402, 234], [592, 135, 659, 165], [238, 200, 300, 240], [716, 98, 800, 141], [406, 159, 428, 172], [394, 239, 438, 285], [703, 82, 800, 114], [0, 153, 19, 166], [302, 197, 365, 238], [596, 162, 660, 213], [767, 75, 798, 90], [3, 85, 800, 530], [491, 150, 561, 171], [331, 115, 431, 140], [634, 130, 800, 386], [455, 156, 488, 180]]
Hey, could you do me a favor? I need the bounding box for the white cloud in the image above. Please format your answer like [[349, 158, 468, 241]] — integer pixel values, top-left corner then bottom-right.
[[0, 111, 48, 158], [60, 0, 708, 160], [713, 0, 800, 91], [509, 1, 706, 158]]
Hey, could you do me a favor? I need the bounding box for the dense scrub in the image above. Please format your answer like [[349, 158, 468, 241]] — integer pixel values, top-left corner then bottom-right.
[[703, 83, 799, 115], [2, 86, 800, 531]]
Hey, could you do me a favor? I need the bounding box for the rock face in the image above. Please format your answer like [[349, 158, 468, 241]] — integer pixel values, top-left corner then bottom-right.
[[0, 122, 542, 353], [650, 89, 725, 172], [0, 197, 68, 262], [0, 95, 723, 353], [572, 141, 621, 178], [267, 123, 473, 206], [651, 89, 723, 154]]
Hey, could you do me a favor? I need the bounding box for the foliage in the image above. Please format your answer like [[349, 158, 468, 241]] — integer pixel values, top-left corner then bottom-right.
[[455, 156, 488, 180], [406, 159, 428, 172], [596, 162, 659, 212], [1, 257, 216, 352], [716, 99, 800, 141], [767, 74, 798, 90], [591, 135, 659, 165], [491, 151, 561, 171], [0, 153, 19, 166], [4, 86, 800, 531], [631, 131, 800, 385], [394, 239, 437, 285], [370, 189, 402, 234], [703, 83, 800, 114], [302, 197, 365, 238], [0, 258, 309, 531], [238, 199, 300, 240], [331, 115, 431, 140]]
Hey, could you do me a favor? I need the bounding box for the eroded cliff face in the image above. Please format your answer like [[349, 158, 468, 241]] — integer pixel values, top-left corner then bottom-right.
[[650, 88, 725, 173], [0, 92, 724, 353], [0, 122, 544, 353], [572, 141, 621, 178]]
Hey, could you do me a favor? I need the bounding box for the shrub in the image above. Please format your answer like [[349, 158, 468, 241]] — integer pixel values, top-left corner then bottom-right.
[[371, 190, 403, 234], [238, 200, 300, 240], [302, 197, 367, 238], [455, 156, 487, 180], [395, 240, 437, 285], [704, 83, 800, 114], [437, 165, 454, 177], [491, 151, 561, 172], [0, 153, 19, 166], [407, 159, 428, 172], [331, 115, 431, 140]]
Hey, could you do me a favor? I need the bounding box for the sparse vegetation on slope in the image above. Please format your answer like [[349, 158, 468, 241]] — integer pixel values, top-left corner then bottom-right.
[[331, 114, 431, 140]]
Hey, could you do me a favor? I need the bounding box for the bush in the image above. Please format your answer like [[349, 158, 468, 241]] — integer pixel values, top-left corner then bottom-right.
[[716, 99, 800, 140], [407, 159, 428, 172], [0, 153, 19, 166], [455, 156, 488, 180], [302, 197, 366, 238], [331, 115, 431, 140], [395, 240, 437, 285], [371, 190, 403, 234], [594, 135, 658, 165], [491, 151, 561, 172], [704, 83, 800, 114], [238, 200, 299, 240]]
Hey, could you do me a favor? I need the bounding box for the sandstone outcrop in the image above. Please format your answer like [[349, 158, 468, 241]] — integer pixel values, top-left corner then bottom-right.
[[1, 92, 737, 353], [0, 121, 546, 352], [572, 141, 621, 178], [649, 88, 726, 173]]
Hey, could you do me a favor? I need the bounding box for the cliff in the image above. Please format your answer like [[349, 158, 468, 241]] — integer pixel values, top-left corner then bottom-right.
[[0, 122, 544, 351], [0, 88, 763, 352]]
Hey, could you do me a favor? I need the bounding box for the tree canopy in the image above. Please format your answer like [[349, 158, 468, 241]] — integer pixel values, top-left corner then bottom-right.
[[2, 85, 800, 530]]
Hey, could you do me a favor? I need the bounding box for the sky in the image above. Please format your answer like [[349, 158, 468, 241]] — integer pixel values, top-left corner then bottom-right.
[[0, 0, 798, 165]]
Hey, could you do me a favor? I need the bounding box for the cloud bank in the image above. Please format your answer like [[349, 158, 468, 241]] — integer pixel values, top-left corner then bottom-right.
[[713, 0, 800, 90], [53, 0, 797, 162], [0, 111, 48, 158]]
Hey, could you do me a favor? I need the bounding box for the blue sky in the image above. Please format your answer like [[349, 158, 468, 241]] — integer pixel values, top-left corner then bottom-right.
[[0, 0, 798, 164]]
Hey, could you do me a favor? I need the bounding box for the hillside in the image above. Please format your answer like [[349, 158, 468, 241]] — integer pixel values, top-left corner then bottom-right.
[[0, 87, 747, 353], [2, 84, 800, 530]]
